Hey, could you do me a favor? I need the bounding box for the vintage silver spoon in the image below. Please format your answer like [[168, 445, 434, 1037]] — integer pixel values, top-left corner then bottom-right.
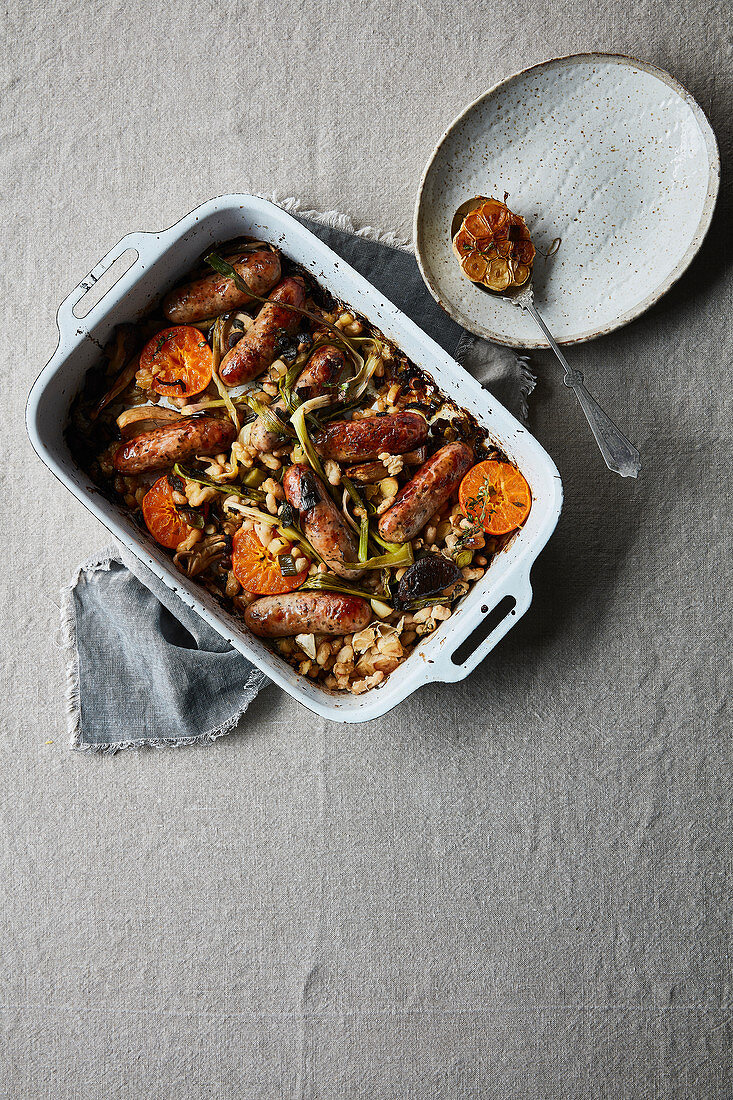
[[452, 200, 641, 478]]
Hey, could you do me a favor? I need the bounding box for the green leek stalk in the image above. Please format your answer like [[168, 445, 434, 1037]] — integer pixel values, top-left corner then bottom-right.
[[210, 317, 240, 431], [172, 464, 265, 502]]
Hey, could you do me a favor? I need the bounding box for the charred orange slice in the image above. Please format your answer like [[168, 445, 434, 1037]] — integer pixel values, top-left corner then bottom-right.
[[459, 460, 531, 535], [141, 326, 213, 399], [232, 528, 309, 595], [142, 476, 194, 549]]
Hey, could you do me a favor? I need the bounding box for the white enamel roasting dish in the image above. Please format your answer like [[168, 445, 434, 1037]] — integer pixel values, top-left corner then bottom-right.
[[26, 195, 563, 722]]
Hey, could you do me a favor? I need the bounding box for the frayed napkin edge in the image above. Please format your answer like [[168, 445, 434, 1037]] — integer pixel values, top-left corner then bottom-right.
[[59, 549, 263, 754], [60, 549, 115, 752], [454, 329, 536, 426], [263, 192, 413, 251]]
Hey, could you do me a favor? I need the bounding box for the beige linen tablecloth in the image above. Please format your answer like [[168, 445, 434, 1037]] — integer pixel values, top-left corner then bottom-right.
[[1, 0, 731, 1096]]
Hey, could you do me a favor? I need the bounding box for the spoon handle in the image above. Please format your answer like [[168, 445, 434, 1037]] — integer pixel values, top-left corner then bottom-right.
[[526, 302, 641, 478]]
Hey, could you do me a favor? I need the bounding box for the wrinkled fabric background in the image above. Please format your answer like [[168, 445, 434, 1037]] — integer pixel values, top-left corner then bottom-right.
[[1, 0, 731, 1096]]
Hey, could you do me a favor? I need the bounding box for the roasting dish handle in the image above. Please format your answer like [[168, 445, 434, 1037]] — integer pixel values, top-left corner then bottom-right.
[[430, 567, 533, 683], [55, 231, 164, 334]]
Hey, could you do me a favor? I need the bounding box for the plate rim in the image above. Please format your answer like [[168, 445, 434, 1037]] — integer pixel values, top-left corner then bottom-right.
[[413, 52, 721, 348]]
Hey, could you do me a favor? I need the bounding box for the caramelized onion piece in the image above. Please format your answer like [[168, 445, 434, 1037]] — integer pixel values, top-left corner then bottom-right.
[[116, 405, 182, 439]]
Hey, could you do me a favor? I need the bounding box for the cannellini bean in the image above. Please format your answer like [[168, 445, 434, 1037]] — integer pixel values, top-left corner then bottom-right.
[[262, 477, 285, 500], [225, 571, 241, 598], [325, 459, 341, 486], [373, 656, 400, 674], [352, 671, 384, 694], [377, 634, 403, 658]]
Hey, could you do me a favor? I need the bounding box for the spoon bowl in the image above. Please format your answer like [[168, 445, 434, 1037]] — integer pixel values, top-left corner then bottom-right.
[[450, 196, 535, 303], [452, 197, 641, 479]]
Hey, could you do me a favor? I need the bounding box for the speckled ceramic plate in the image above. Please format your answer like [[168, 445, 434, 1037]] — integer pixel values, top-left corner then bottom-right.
[[414, 54, 720, 348]]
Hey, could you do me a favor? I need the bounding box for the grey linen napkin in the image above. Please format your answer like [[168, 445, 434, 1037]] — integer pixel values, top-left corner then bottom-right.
[[63, 212, 535, 751]]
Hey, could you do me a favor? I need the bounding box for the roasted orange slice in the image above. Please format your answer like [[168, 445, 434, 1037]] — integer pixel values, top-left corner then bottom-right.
[[232, 527, 309, 595], [453, 197, 535, 292], [141, 326, 213, 399], [459, 460, 531, 535], [142, 476, 194, 549]]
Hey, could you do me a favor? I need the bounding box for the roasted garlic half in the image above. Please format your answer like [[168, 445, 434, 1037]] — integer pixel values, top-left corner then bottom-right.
[[452, 197, 535, 292]]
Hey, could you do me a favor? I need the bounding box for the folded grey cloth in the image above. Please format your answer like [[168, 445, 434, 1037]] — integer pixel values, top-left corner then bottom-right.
[[63, 211, 535, 751]]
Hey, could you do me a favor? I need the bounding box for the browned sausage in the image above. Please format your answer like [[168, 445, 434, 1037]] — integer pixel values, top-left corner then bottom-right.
[[345, 447, 427, 483], [113, 416, 236, 474], [162, 251, 281, 323], [313, 411, 428, 462], [250, 344, 346, 453], [220, 277, 307, 386], [245, 592, 371, 638], [378, 442, 473, 543], [283, 464, 365, 580]]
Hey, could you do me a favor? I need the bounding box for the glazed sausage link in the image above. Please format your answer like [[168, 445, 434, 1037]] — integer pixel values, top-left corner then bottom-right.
[[313, 411, 428, 463], [250, 344, 346, 454], [244, 592, 371, 638], [283, 463, 365, 580], [220, 276, 307, 387], [345, 447, 427, 484], [112, 416, 236, 474], [162, 250, 281, 324], [377, 442, 474, 544]]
